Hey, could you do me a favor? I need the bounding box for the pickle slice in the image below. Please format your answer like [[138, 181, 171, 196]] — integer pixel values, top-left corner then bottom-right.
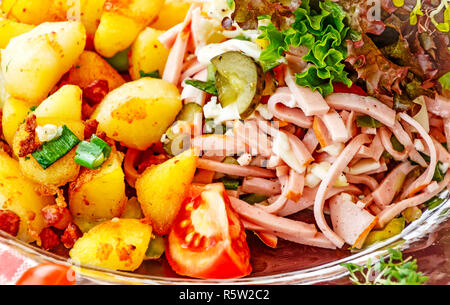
[[175, 102, 203, 123], [211, 51, 263, 118]]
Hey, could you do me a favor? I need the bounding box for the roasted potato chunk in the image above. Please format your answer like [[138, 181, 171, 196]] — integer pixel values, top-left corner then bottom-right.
[[94, 0, 164, 58], [91, 77, 182, 150], [0, 151, 55, 243], [69, 218, 152, 271], [69, 150, 127, 221], [136, 148, 198, 235], [1, 21, 86, 104], [129, 27, 169, 81]]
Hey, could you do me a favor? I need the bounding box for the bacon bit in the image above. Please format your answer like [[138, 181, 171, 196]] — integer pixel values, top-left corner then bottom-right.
[[0, 210, 20, 236], [39, 228, 60, 250], [18, 115, 41, 158], [60, 223, 83, 249], [83, 79, 109, 106], [41, 205, 73, 230], [84, 119, 99, 140], [137, 143, 169, 174]]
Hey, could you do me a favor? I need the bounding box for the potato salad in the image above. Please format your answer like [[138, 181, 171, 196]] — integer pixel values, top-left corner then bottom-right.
[[0, 0, 449, 280]]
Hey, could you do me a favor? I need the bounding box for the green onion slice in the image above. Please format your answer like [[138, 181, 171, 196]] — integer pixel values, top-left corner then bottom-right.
[[31, 125, 81, 169], [74, 135, 111, 170]]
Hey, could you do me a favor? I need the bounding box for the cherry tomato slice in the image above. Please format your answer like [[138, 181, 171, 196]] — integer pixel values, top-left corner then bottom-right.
[[333, 82, 367, 96], [16, 263, 76, 285], [166, 183, 252, 279]]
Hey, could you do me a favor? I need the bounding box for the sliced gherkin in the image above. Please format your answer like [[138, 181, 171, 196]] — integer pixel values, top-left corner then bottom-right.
[[211, 51, 263, 118]]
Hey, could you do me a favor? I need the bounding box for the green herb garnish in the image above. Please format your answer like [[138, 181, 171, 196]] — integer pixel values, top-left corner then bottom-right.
[[425, 196, 446, 210], [257, 0, 357, 96], [341, 249, 429, 285], [439, 72, 450, 91], [184, 79, 218, 95], [220, 177, 240, 190], [74, 134, 111, 170], [240, 193, 268, 205], [32, 125, 81, 169]]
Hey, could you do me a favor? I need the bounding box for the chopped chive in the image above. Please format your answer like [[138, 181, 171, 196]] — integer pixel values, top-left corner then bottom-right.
[[31, 125, 80, 169], [220, 177, 240, 190], [425, 196, 445, 210], [74, 135, 111, 170], [240, 193, 268, 205], [30, 106, 37, 111]]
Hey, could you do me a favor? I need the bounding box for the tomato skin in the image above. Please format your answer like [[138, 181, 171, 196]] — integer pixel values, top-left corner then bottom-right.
[[333, 82, 367, 96], [16, 263, 76, 285], [166, 184, 252, 279]]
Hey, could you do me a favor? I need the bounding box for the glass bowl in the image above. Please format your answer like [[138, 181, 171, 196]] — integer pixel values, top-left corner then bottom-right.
[[1, 190, 449, 285]]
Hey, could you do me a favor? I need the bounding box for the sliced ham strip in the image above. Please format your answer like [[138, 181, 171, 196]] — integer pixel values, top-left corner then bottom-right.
[[444, 118, 450, 150], [180, 61, 207, 84], [284, 68, 330, 116], [241, 177, 282, 197], [286, 132, 314, 170], [267, 87, 313, 128], [425, 95, 450, 118], [158, 23, 183, 49], [242, 219, 335, 249], [313, 134, 371, 248], [229, 197, 317, 238], [276, 231, 337, 249], [285, 169, 305, 201], [433, 138, 450, 164], [372, 161, 417, 207], [192, 135, 248, 157], [329, 194, 377, 248], [325, 93, 396, 128], [377, 172, 450, 228], [357, 134, 384, 161], [390, 120, 427, 167], [278, 184, 361, 217], [399, 113, 438, 199], [341, 110, 358, 138], [197, 158, 276, 178], [318, 109, 349, 143], [181, 69, 207, 106], [162, 6, 194, 85], [302, 128, 319, 154], [379, 127, 409, 161], [345, 174, 379, 191], [234, 120, 273, 157]]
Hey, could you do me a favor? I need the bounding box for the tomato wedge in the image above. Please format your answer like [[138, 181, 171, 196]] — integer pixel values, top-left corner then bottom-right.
[[16, 263, 76, 285], [166, 183, 252, 279], [333, 82, 367, 96]]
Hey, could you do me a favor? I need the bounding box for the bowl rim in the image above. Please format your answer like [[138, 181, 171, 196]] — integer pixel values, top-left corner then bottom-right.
[[1, 190, 449, 285]]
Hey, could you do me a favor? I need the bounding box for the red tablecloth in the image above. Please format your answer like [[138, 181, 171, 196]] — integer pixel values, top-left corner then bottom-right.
[[0, 243, 37, 285]]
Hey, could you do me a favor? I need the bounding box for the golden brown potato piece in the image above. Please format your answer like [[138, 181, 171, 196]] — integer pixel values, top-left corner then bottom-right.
[[69, 218, 152, 271], [1, 0, 54, 25], [1, 21, 86, 104], [150, 0, 191, 31], [136, 148, 198, 235], [129, 27, 169, 81], [0, 17, 34, 49], [1, 97, 31, 147], [91, 77, 182, 151], [12, 85, 84, 187], [0, 151, 55, 243], [94, 0, 164, 57], [69, 150, 127, 221], [65, 51, 126, 91]]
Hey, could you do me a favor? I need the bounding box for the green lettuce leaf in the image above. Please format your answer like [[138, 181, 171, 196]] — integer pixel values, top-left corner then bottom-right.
[[258, 0, 357, 96]]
